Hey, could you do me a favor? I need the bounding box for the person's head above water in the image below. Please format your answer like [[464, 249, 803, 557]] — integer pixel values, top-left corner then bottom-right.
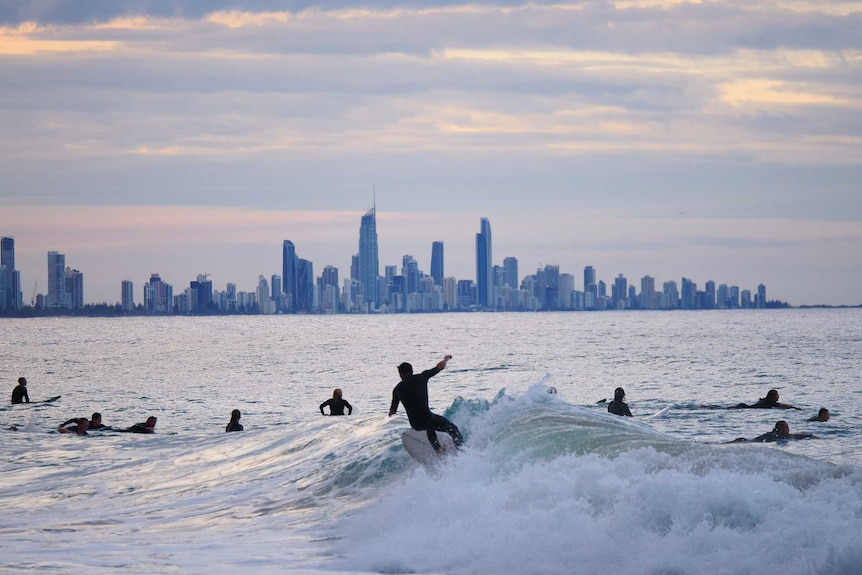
[[614, 387, 625, 401], [17, 377, 26, 386], [765, 389, 780, 401], [774, 420, 790, 438], [397, 362, 413, 377], [333, 388, 342, 400]]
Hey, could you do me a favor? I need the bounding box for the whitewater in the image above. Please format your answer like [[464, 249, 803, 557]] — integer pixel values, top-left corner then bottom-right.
[[1, 310, 861, 574]]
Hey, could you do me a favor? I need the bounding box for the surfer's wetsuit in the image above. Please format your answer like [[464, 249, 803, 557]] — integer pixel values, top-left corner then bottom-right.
[[11, 385, 29, 404], [390, 366, 464, 452], [320, 398, 352, 416], [607, 399, 632, 417], [729, 398, 779, 409]]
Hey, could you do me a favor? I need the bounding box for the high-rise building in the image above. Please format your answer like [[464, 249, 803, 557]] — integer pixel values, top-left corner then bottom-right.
[[318, 265, 340, 313], [47, 251, 67, 309], [612, 273, 627, 309], [190, 274, 213, 310], [121, 280, 135, 311], [144, 273, 172, 313], [1, 236, 20, 310], [430, 241, 444, 287], [681, 277, 697, 310], [640, 275, 656, 310], [402, 255, 419, 295], [704, 280, 716, 309], [296, 258, 314, 311], [584, 266, 597, 297], [503, 257, 518, 290], [64, 267, 84, 309], [358, 206, 380, 309], [475, 218, 492, 307], [282, 240, 298, 312], [755, 284, 767, 308]]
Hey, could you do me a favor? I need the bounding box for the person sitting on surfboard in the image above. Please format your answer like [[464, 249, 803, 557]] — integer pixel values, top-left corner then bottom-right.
[[226, 409, 243, 432], [320, 388, 353, 416], [11, 377, 30, 404], [607, 387, 632, 416], [389, 354, 464, 453]]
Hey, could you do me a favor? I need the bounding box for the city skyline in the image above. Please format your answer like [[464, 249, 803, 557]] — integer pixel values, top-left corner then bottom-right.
[[1, 2, 860, 306], [2, 213, 793, 312]]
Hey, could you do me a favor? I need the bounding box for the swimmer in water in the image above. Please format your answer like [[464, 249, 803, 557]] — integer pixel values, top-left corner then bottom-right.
[[730, 420, 816, 443], [726, 389, 801, 410]]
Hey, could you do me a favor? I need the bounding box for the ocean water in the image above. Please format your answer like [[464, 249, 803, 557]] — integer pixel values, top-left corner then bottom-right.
[[1, 309, 861, 574]]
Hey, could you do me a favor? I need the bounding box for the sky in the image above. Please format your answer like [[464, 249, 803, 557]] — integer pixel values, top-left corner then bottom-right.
[[1, 0, 860, 306]]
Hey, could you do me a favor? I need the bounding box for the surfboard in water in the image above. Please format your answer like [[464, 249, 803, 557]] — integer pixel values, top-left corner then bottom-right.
[[652, 405, 672, 418], [401, 429, 456, 467]]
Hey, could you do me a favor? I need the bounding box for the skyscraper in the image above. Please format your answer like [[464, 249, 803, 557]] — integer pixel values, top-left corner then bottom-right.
[[584, 266, 596, 296], [402, 254, 419, 295], [64, 267, 84, 310], [121, 280, 135, 312], [430, 241, 444, 287], [475, 218, 492, 307], [282, 240, 298, 312], [47, 251, 67, 309], [358, 206, 380, 308], [296, 258, 314, 311], [1, 237, 19, 310], [503, 257, 518, 290]]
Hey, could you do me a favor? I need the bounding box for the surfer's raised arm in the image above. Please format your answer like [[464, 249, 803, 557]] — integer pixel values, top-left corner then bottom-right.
[[436, 355, 453, 371]]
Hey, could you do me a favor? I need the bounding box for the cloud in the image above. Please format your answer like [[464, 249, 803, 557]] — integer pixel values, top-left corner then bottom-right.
[[0, 1, 859, 305]]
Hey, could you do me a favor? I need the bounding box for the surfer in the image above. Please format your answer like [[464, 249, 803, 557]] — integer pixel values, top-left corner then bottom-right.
[[11, 377, 30, 404], [389, 354, 464, 453], [118, 416, 157, 434], [320, 388, 353, 416], [61, 412, 107, 431], [727, 389, 801, 410], [607, 387, 632, 416], [730, 420, 817, 443], [226, 409, 243, 432], [58, 418, 89, 435], [807, 408, 830, 422]]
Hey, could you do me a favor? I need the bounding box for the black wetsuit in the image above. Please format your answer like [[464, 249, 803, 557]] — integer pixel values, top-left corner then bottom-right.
[[11, 386, 29, 404], [120, 422, 154, 434], [61, 424, 88, 435], [607, 399, 632, 417], [390, 366, 464, 452], [729, 398, 779, 409], [320, 398, 352, 416], [62, 418, 107, 430], [226, 420, 243, 432]]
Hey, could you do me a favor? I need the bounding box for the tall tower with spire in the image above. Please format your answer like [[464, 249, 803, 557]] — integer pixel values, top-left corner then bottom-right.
[[358, 197, 380, 309], [476, 218, 492, 307]]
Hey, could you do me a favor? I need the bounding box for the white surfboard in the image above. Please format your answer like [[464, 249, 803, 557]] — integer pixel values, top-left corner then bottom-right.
[[401, 429, 455, 466], [652, 405, 673, 418]]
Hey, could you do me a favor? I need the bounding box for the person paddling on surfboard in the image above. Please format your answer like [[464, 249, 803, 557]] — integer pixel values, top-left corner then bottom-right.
[[11, 377, 30, 404], [389, 355, 464, 454]]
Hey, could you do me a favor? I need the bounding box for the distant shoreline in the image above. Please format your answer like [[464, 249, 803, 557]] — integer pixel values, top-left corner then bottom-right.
[[3, 303, 860, 318]]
